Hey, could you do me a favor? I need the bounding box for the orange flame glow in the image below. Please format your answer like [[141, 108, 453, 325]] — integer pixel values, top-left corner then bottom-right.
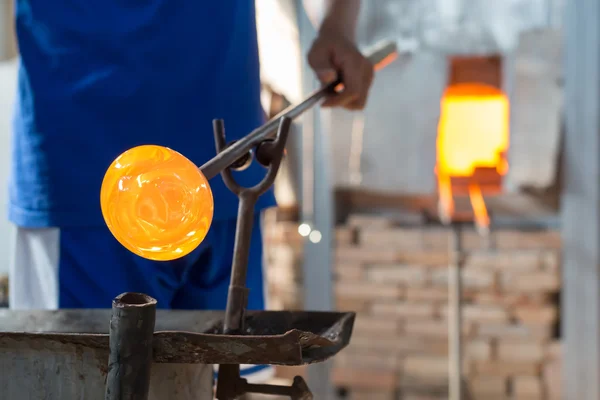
[[437, 84, 510, 177], [468, 183, 490, 233], [435, 83, 508, 226]]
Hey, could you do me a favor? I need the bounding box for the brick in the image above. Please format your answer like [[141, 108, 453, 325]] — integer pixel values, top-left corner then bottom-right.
[[543, 359, 561, 400], [265, 223, 304, 243], [372, 302, 436, 319], [514, 305, 558, 325], [405, 288, 451, 302], [347, 336, 401, 353], [403, 356, 449, 378], [421, 228, 450, 250], [441, 304, 509, 323], [404, 320, 473, 338], [397, 251, 450, 266], [541, 250, 560, 271], [265, 244, 302, 264], [335, 296, 369, 312], [336, 226, 357, 245], [348, 390, 397, 400], [367, 264, 428, 286], [268, 267, 300, 286], [497, 342, 544, 362], [477, 323, 553, 340], [494, 230, 561, 249], [461, 229, 490, 250], [431, 268, 495, 290], [404, 287, 477, 302], [513, 376, 543, 399], [353, 315, 400, 336], [336, 247, 403, 264], [347, 214, 393, 229], [396, 337, 448, 356], [546, 341, 561, 360], [500, 271, 560, 293], [274, 365, 307, 380], [334, 263, 364, 281], [360, 228, 423, 249], [348, 335, 446, 356], [402, 395, 447, 400], [334, 350, 399, 371], [473, 360, 541, 377], [466, 250, 543, 271], [469, 377, 507, 396], [330, 367, 397, 390], [335, 282, 403, 301], [466, 340, 492, 361], [474, 292, 551, 308]]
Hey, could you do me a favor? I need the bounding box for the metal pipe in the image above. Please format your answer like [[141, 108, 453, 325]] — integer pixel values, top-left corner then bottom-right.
[[199, 41, 398, 180], [448, 224, 463, 400], [105, 292, 157, 400]]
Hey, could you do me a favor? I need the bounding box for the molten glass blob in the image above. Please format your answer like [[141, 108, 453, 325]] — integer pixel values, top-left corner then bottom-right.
[[100, 145, 214, 261]]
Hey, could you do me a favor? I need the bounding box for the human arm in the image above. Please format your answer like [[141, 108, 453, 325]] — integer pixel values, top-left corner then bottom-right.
[[306, 0, 374, 110]]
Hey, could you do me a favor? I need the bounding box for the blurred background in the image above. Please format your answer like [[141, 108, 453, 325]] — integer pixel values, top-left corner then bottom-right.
[[0, 0, 567, 399]]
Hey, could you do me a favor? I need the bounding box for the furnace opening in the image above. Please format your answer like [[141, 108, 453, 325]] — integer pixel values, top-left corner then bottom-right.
[[436, 83, 510, 179], [435, 81, 510, 230]]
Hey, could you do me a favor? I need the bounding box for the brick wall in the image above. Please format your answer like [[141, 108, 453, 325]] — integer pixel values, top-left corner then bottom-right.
[[262, 210, 562, 400]]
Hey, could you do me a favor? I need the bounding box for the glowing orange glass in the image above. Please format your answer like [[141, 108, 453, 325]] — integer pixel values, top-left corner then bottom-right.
[[100, 145, 214, 261]]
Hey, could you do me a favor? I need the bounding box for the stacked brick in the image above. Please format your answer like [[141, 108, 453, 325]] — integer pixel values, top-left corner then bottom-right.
[[261, 210, 563, 400], [262, 209, 305, 311], [332, 214, 561, 399]]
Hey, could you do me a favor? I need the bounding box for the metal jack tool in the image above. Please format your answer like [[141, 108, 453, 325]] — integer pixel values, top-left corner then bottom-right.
[[213, 116, 309, 399]]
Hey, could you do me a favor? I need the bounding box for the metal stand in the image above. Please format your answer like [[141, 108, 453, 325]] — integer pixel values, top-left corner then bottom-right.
[[448, 224, 464, 400], [212, 117, 316, 400]]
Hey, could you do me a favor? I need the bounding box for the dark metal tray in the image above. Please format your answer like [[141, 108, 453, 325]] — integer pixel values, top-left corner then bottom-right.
[[0, 309, 355, 365]]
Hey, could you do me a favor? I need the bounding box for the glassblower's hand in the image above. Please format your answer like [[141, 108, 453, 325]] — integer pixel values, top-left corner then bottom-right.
[[307, 28, 374, 110]]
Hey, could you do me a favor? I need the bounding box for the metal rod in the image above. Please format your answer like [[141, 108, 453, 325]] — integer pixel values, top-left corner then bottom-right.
[[199, 41, 398, 180], [105, 292, 157, 400], [223, 192, 256, 334], [448, 225, 463, 400]]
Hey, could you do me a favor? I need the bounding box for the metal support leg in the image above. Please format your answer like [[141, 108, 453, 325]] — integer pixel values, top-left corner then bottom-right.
[[105, 292, 157, 400], [448, 224, 463, 400]]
